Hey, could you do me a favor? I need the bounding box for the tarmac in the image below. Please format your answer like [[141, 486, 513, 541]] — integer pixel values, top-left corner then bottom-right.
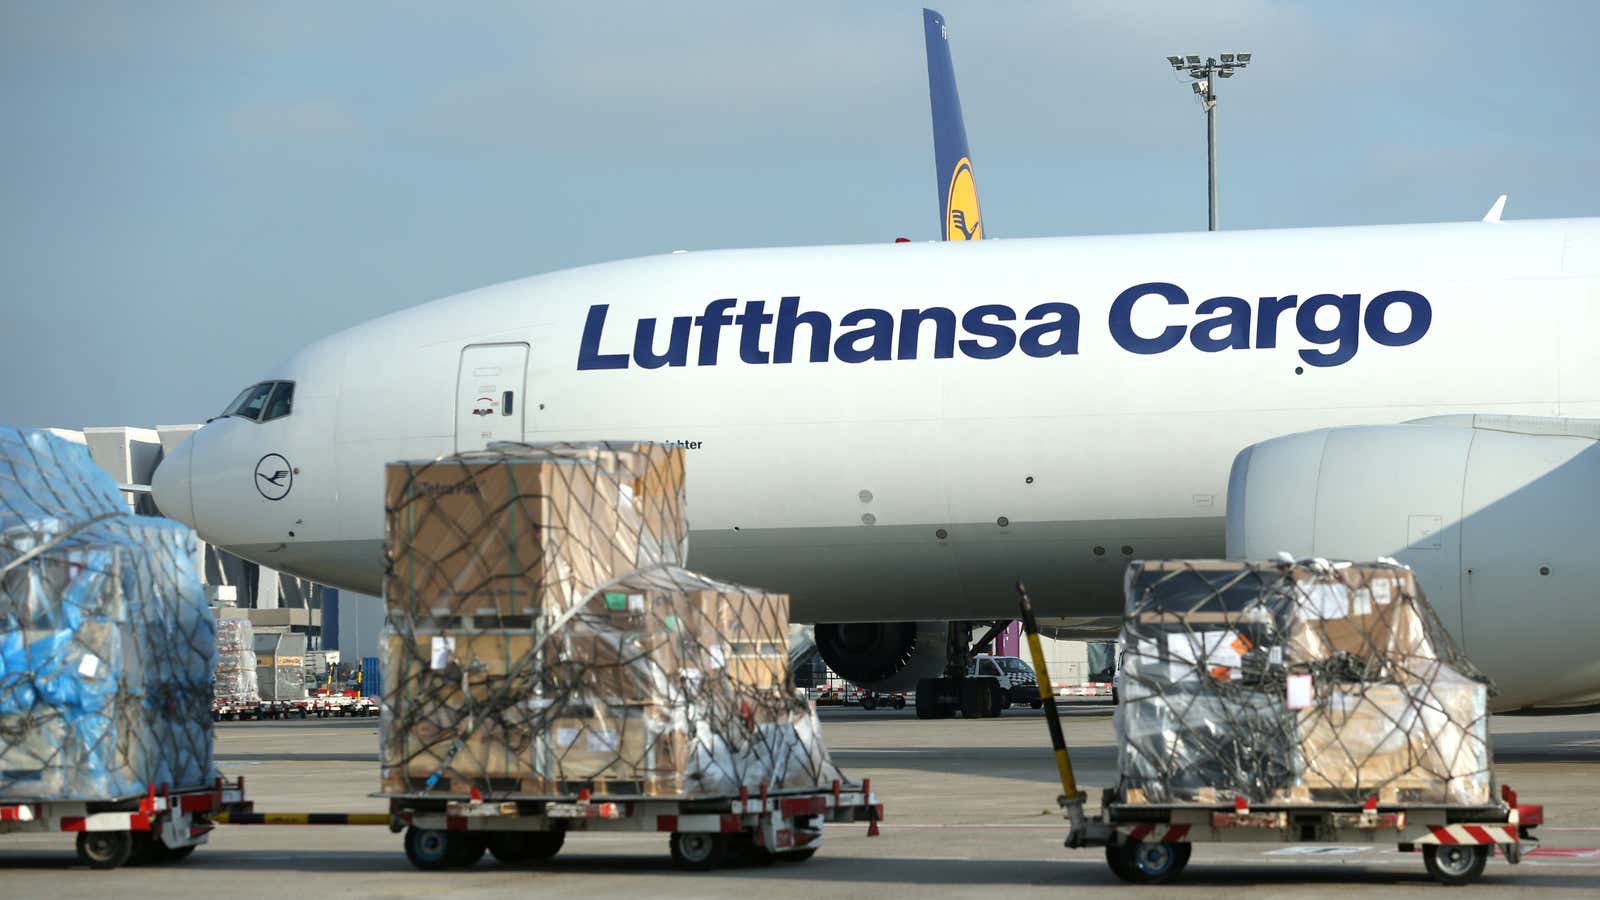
[[4, 700, 1600, 898]]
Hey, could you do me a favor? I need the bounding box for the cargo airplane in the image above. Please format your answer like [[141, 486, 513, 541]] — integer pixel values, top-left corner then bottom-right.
[[152, 11, 1600, 713]]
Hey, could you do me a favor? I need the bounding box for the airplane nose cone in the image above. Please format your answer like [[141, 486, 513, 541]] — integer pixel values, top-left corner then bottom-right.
[[151, 434, 196, 529]]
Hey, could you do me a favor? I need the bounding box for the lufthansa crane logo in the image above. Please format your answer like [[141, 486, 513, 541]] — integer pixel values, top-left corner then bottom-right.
[[945, 156, 982, 241], [254, 453, 293, 501]]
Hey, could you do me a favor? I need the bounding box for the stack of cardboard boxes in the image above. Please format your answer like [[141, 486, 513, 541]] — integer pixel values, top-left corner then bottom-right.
[[1116, 560, 1491, 807], [379, 442, 822, 798]]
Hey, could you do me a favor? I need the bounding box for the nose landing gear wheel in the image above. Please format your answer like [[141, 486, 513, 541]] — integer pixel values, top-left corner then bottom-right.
[[1423, 844, 1489, 885], [670, 832, 730, 870], [76, 831, 134, 869], [1105, 840, 1191, 884]]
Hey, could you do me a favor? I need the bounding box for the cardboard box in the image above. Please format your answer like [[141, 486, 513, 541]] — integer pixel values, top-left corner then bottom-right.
[[1411, 675, 1491, 805], [1286, 569, 1435, 667], [384, 444, 686, 619], [727, 640, 788, 691], [1293, 684, 1417, 794]]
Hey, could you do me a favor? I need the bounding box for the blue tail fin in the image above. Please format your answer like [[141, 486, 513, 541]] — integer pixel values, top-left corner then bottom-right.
[[924, 9, 983, 240]]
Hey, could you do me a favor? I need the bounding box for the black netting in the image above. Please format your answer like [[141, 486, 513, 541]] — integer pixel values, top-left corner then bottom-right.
[[1116, 560, 1492, 807], [0, 427, 216, 800], [380, 442, 841, 798]]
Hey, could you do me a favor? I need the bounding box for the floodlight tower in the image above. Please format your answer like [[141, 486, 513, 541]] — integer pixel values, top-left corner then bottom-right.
[[1166, 52, 1251, 231]]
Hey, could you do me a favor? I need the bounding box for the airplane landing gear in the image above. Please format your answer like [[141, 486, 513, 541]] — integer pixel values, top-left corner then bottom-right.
[[914, 621, 1003, 718]]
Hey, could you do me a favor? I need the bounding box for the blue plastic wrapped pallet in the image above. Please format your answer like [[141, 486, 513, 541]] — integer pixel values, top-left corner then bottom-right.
[[0, 426, 216, 800]]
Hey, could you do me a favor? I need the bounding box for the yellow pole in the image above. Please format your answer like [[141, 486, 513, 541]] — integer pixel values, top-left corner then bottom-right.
[[1016, 582, 1084, 804]]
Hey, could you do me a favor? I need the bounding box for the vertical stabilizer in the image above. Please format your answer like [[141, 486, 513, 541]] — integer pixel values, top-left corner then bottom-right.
[[924, 9, 984, 240]]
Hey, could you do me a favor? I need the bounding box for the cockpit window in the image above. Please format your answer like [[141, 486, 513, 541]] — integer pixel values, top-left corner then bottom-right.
[[223, 381, 295, 423], [261, 382, 294, 422]]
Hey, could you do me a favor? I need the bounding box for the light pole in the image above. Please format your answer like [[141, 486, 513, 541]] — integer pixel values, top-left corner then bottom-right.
[[1166, 53, 1251, 231]]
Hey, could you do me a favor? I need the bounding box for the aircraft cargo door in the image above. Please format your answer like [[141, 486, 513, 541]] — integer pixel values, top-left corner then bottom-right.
[[455, 342, 529, 453]]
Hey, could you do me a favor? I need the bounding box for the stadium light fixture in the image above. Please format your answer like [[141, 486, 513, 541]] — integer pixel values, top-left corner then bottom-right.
[[1165, 52, 1254, 231]]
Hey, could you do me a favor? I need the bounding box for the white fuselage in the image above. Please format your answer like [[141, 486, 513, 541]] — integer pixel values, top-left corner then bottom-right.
[[155, 219, 1599, 641]]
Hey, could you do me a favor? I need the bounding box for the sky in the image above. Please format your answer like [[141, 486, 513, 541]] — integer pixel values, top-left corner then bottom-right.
[[2, 1, 1597, 428]]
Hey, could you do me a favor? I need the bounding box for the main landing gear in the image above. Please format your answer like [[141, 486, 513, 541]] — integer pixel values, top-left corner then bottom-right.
[[915, 621, 1004, 719]]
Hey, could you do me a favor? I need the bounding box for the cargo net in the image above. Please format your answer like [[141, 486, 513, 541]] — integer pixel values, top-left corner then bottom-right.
[[1115, 560, 1493, 808], [214, 617, 259, 702], [380, 443, 842, 799], [0, 427, 216, 800], [384, 441, 687, 625]]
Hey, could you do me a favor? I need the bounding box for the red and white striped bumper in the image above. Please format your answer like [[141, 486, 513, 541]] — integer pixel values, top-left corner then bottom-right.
[[1418, 824, 1519, 845]]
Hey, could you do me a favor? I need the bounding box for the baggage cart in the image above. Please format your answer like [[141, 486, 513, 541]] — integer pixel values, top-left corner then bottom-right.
[[0, 778, 251, 869], [380, 780, 882, 870], [1016, 579, 1543, 886], [1090, 784, 1540, 885]]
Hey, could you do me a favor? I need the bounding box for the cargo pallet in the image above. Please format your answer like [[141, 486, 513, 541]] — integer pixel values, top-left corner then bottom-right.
[[373, 780, 883, 871], [1088, 788, 1541, 885], [1015, 581, 1541, 887], [0, 778, 250, 869]]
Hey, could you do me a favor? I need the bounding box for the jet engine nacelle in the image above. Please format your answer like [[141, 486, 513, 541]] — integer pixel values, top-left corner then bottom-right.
[[813, 621, 949, 693], [1226, 415, 1600, 709]]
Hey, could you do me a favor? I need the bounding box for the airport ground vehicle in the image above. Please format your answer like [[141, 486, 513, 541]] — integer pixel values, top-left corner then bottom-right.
[[392, 782, 882, 870], [969, 655, 1043, 709], [219, 782, 882, 871], [212, 697, 262, 720], [0, 778, 250, 869], [859, 691, 907, 710], [214, 694, 378, 721], [1092, 787, 1541, 885], [1015, 581, 1542, 887], [306, 689, 380, 718]]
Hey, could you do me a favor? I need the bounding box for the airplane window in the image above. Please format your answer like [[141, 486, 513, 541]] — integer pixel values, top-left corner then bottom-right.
[[224, 382, 274, 422], [261, 382, 295, 422]]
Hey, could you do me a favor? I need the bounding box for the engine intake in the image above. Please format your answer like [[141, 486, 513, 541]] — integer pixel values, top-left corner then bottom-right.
[[813, 621, 949, 692]]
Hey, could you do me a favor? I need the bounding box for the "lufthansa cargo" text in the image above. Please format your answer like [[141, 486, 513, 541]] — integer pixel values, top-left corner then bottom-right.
[[576, 283, 1431, 371]]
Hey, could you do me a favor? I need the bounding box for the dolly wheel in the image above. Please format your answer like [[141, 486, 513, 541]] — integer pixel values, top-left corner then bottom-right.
[[730, 834, 776, 867], [445, 833, 486, 868], [1106, 841, 1190, 884], [76, 831, 134, 870], [670, 832, 729, 870], [487, 830, 564, 864], [1424, 844, 1489, 885], [162, 844, 198, 863], [403, 827, 452, 871]]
